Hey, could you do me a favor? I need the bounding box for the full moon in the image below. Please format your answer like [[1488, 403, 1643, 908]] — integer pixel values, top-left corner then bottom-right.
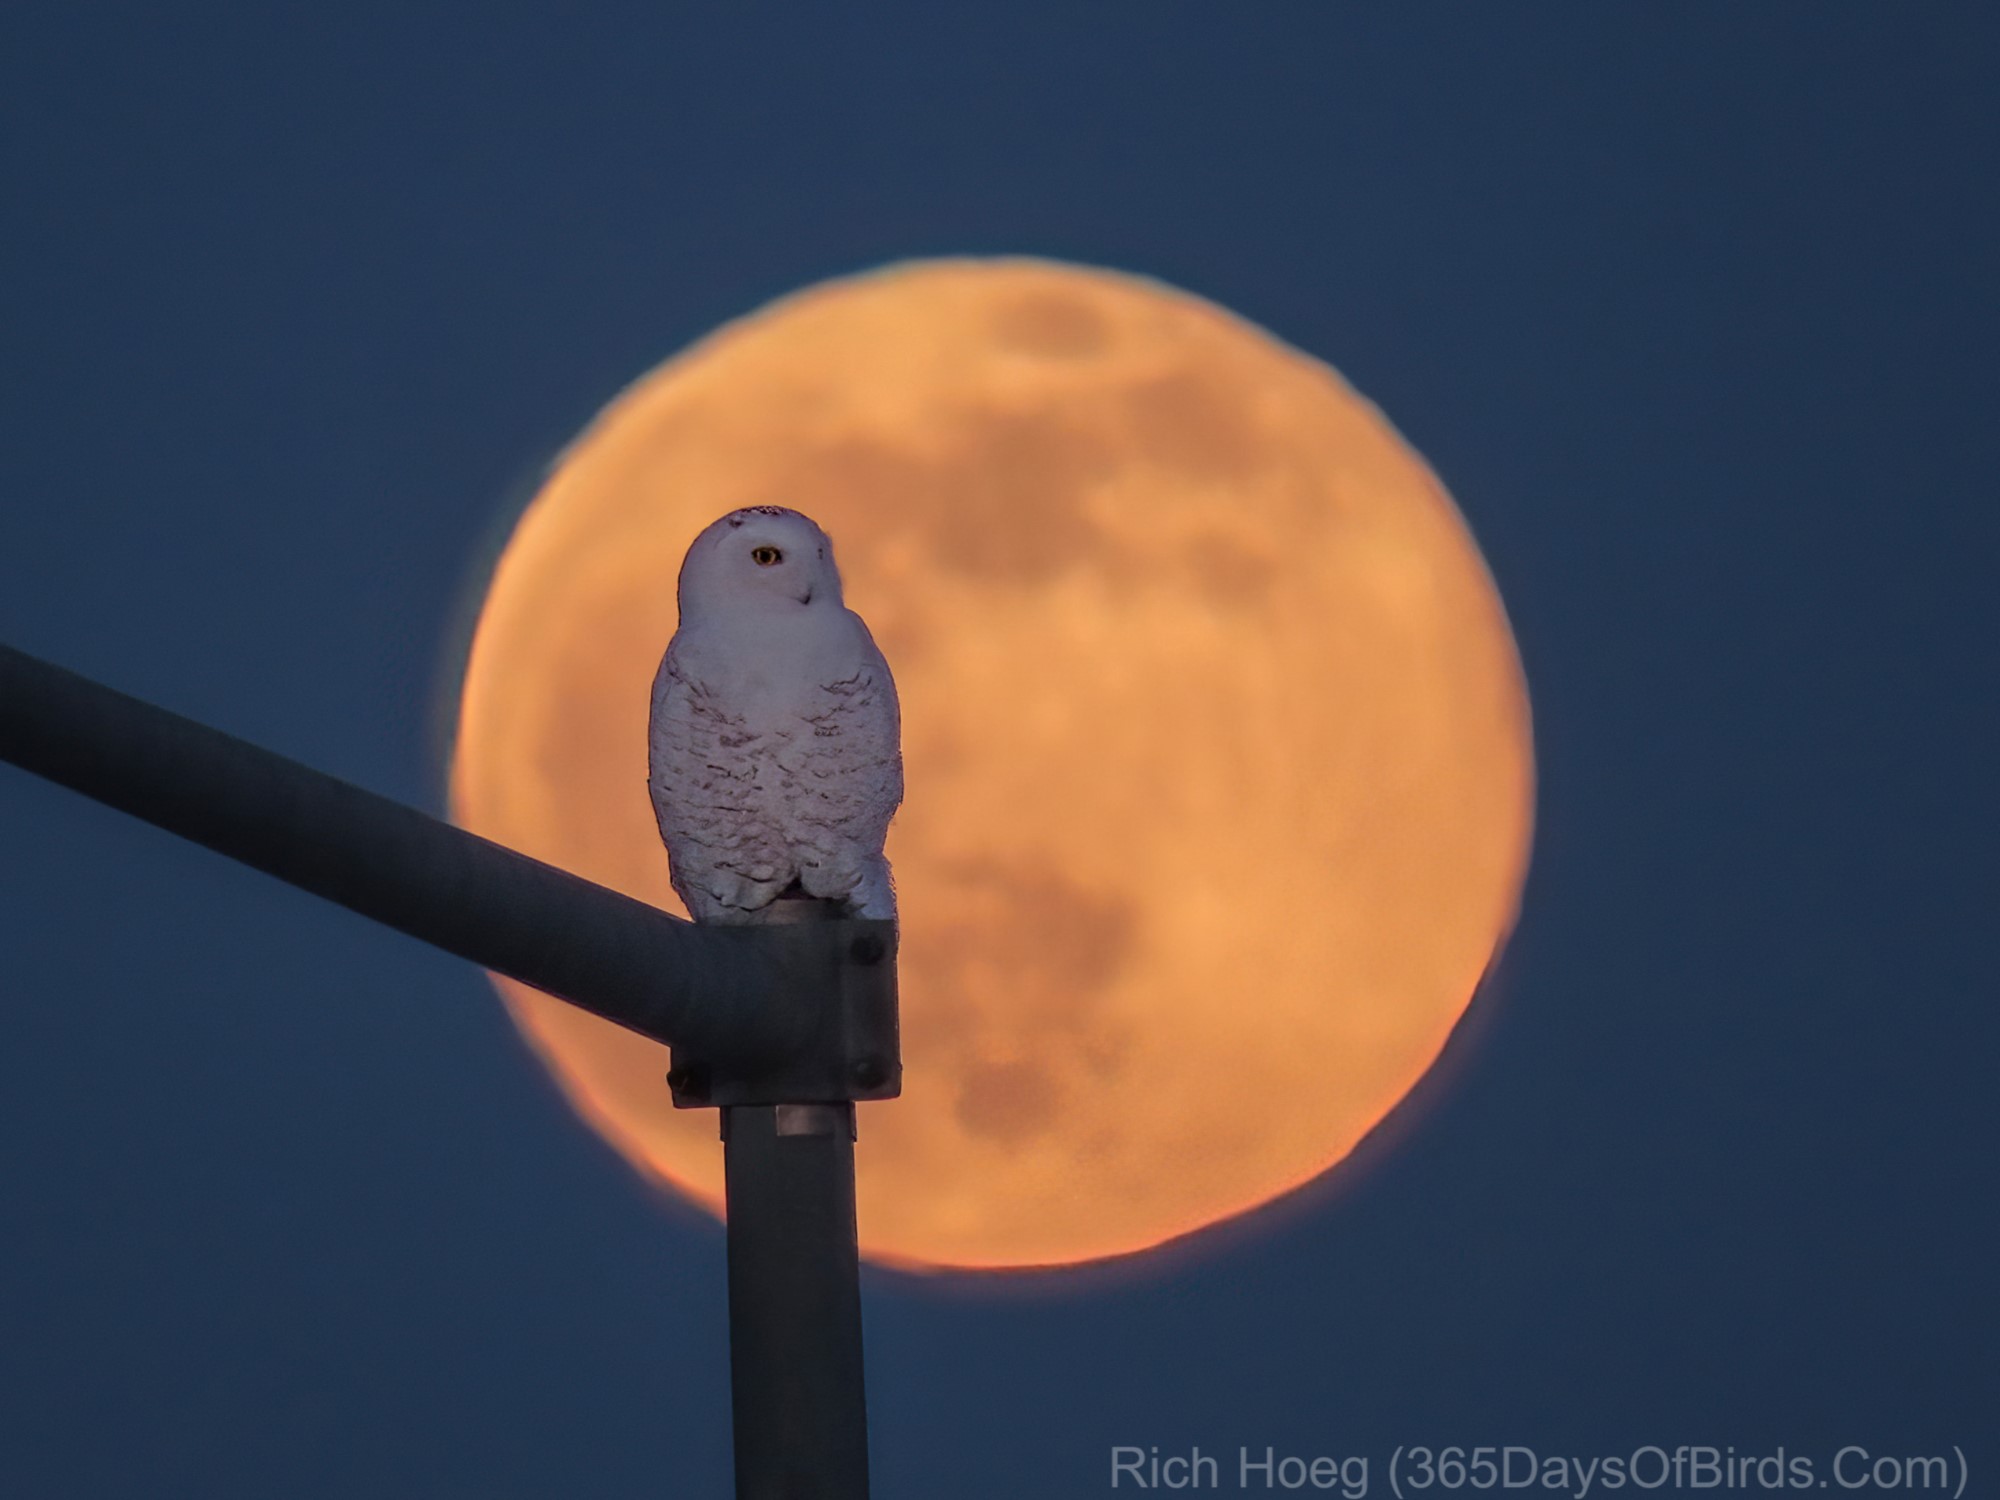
[[450, 258, 1533, 1271]]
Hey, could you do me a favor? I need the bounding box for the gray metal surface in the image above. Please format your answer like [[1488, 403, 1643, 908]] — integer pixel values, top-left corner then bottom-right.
[[0, 641, 896, 1083], [670, 895, 900, 1108], [0, 639, 893, 1498], [723, 1101, 871, 1500]]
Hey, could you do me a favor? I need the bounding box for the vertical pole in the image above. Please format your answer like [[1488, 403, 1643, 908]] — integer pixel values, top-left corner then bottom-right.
[[722, 899, 870, 1500], [723, 1104, 869, 1498]]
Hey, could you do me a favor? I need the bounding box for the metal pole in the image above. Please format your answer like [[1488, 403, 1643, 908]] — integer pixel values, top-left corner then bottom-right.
[[0, 640, 834, 1064], [0, 641, 893, 1496], [722, 899, 871, 1500]]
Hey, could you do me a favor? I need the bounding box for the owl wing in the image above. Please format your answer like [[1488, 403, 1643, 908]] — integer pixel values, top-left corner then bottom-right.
[[778, 629, 904, 915], [648, 638, 791, 923]]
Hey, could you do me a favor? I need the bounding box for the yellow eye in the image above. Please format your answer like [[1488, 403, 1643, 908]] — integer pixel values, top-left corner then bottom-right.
[[751, 546, 783, 566]]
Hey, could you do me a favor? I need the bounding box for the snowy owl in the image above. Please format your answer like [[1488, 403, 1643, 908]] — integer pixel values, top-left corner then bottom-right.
[[647, 506, 903, 925]]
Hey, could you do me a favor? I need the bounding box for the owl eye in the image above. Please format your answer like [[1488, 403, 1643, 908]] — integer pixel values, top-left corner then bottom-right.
[[751, 546, 783, 566]]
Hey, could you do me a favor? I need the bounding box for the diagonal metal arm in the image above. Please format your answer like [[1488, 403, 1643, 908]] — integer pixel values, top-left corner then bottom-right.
[[3, 637, 897, 1499], [0, 640, 869, 1072]]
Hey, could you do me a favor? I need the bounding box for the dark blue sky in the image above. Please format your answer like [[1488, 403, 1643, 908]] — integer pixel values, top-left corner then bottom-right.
[[2, 6, 1994, 1497]]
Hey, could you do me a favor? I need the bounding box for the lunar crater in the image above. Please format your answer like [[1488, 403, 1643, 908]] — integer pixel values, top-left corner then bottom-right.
[[988, 289, 1112, 358], [1117, 368, 1266, 482]]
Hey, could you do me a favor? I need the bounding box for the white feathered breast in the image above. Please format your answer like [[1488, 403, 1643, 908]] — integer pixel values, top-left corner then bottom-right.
[[648, 606, 903, 923]]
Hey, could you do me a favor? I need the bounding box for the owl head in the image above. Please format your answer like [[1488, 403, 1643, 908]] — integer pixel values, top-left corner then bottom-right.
[[677, 506, 845, 618]]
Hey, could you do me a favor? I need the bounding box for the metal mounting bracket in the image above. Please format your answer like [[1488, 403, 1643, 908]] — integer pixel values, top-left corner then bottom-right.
[[667, 901, 900, 1109]]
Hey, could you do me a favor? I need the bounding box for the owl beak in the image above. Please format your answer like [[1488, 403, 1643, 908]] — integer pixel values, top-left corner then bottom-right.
[[799, 583, 815, 606]]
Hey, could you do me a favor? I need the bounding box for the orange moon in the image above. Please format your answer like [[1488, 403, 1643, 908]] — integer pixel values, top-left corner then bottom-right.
[[450, 258, 1533, 1271]]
